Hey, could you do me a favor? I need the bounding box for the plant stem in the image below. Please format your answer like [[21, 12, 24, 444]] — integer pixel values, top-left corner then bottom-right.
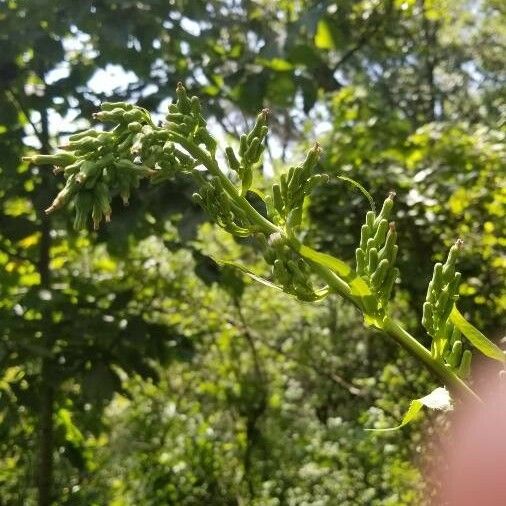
[[35, 106, 56, 506], [382, 317, 480, 403], [167, 131, 279, 235], [166, 126, 481, 405], [310, 257, 479, 402]]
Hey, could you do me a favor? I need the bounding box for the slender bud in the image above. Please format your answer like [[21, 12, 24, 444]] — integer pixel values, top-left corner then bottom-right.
[[356, 248, 366, 275], [176, 82, 192, 114]]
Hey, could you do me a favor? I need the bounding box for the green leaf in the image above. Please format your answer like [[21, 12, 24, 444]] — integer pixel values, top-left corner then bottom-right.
[[218, 259, 329, 300], [450, 306, 505, 363], [314, 19, 334, 49], [217, 261, 283, 292], [336, 175, 376, 213], [298, 244, 371, 296], [367, 387, 452, 432], [299, 244, 351, 277]]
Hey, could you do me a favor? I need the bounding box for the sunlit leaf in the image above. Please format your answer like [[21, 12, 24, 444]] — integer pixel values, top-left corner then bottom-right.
[[314, 19, 334, 49], [367, 387, 452, 432], [450, 306, 505, 363]]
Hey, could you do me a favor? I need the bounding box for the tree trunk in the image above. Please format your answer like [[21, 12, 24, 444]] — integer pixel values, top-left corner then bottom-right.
[[36, 105, 55, 506]]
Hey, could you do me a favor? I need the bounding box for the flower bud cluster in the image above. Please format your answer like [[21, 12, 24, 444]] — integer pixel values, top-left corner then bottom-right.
[[261, 232, 321, 301], [23, 101, 166, 229], [355, 193, 399, 315], [225, 109, 269, 195], [423, 239, 471, 378], [192, 177, 252, 237], [266, 143, 328, 231], [165, 82, 217, 155]]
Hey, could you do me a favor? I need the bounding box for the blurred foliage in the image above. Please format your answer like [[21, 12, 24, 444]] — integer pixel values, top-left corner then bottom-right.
[[0, 0, 504, 504]]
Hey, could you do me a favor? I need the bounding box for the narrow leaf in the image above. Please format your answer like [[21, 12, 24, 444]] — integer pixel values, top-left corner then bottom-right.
[[218, 259, 329, 300], [299, 244, 351, 277], [299, 244, 371, 296], [450, 306, 505, 363], [217, 261, 283, 291], [367, 387, 452, 432], [337, 175, 376, 213]]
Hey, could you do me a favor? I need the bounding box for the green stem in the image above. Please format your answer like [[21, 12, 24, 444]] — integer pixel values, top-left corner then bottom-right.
[[308, 261, 360, 309], [167, 131, 279, 235], [382, 317, 480, 404], [167, 127, 481, 405]]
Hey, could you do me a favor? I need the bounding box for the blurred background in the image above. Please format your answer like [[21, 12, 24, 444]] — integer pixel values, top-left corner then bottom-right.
[[0, 0, 504, 504]]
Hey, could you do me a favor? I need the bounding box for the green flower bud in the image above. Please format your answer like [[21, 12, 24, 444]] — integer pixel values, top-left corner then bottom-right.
[[63, 160, 84, 178], [165, 112, 186, 123], [273, 259, 290, 285], [93, 182, 112, 223], [355, 248, 366, 275], [76, 160, 101, 184], [239, 134, 248, 157], [301, 143, 321, 173], [371, 258, 390, 289], [263, 247, 277, 265], [23, 152, 77, 166], [431, 263, 444, 293], [93, 109, 125, 122], [128, 122, 143, 133], [173, 148, 195, 167], [360, 224, 371, 250], [286, 166, 297, 189], [422, 302, 434, 332], [45, 175, 80, 214], [101, 101, 133, 111], [195, 128, 217, 154], [225, 147, 241, 173], [67, 136, 101, 151], [190, 96, 201, 116], [447, 340, 463, 368], [192, 192, 205, 206], [272, 184, 284, 216], [374, 192, 395, 227], [380, 267, 399, 302], [246, 109, 269, 144], [372, 218, 388, 248], [436, 286, 450, 315], [366, 211, 375, 230], [286, 206, 303, 230], [245, 137, 261, 163], [73, 190, 94, 230], [458, 349, 472, 379], [378, 224, 396, 261], [280, 173, 289, 204], [449, 325, 461, 346], [176, 82, 192, 114], [68, 128, 100, 142], [123, 108, 146, 123], [367, 247, 378, 273]]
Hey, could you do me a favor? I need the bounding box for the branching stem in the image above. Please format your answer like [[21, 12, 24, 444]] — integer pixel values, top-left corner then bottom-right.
[[168, 128, 481, 404]]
